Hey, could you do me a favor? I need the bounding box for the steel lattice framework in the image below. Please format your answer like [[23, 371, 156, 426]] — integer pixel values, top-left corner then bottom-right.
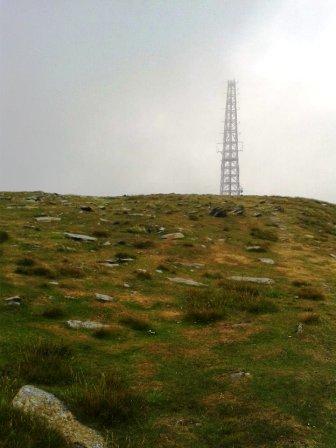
[[219, 80, 242, 196]]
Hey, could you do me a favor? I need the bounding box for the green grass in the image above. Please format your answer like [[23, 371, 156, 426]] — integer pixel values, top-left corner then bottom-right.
[[0, 192, 335, 447]]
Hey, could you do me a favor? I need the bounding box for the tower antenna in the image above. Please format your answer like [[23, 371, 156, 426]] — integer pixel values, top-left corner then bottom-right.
[[219, 80, 242, 196]]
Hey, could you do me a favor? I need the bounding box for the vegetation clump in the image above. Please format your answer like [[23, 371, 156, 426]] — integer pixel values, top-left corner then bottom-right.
[[14, 339, 74, 386], [297, 287, 325, 301], [250, 226, 278, 242], [0, 230, 9, 243], [70, 371, 145, 426]]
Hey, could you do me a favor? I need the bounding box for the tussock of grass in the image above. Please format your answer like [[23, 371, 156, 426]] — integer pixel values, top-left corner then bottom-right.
[[132, 240, 155, 249], [16, 257, 35, 267], [0, 230, 9, 243], [250, 226, 278, 242], [41, 306, 65, 319], [69, 371, 145, 426], [299, 312, 320, 324], [15, 266, 56, 278], [298, 287, 325, 301], [183, 282, 278, 323], [58, 265, 83, 278], [136, 271, 152, 280], [13, 339, 74, 386], [119, 316, 151, 332], [92, 327, 113, 339], [91, 230, 109, 238]]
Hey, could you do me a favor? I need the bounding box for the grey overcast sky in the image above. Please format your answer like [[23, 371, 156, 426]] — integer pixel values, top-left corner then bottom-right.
[[1, 0, 335, 201]]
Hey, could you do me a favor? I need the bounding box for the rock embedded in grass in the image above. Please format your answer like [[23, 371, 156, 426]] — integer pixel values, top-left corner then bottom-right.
[[245, 245, 265, 252], [95, 293, 114, 302], [4, 295, 22, 306], [167, 277, 206, 286], [35, 216, 61, 222], [12, 385, 106, 448], [161, 232, 185, 240], [64, 232, 97, 242], [67, 320, 109, 330], [230, 371, 251, 380], [228, 276, 274, 285], [259, 258, 275, 265]]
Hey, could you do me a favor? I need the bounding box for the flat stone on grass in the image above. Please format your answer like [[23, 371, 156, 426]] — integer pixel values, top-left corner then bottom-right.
[[66, 320, 108, 330], [228, 276, 274, 285], [35, 217, 61, 222], [167, 277, 206, 287], [161, 232, 185, 240], [95, 293, 114, 302], [259, 258, 275, 265], [64, 232, 97, 242]]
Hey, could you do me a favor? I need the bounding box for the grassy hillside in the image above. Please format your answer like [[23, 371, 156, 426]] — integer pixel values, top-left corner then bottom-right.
[[0, 191, 336, 447]]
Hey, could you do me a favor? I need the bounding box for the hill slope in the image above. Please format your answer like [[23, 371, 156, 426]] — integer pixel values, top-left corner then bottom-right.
[[0, 192, 336, 447]]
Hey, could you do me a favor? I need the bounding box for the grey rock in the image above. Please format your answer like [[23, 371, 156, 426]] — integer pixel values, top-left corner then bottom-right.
[[35, 216, 61, 222], [230, 371, 251, 380], [167, 277, 206, 287], [13, 385, 105, 448], [4, 295, 22, 306], [64, 232, 97, 242], [209, 207, 227, 218], [95, 293, 114, 303], [66, 320, 108, 330], [245, 246, 265, 252], [178, 262, 205, 269], [259, 258, 275, 265], [228, 276, 274, 285], [297, 323, 304, 334], [161, 232, 185, 240]]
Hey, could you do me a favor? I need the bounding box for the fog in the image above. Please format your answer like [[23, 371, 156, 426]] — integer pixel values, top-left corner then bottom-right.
[[1, 0, 335, 202]]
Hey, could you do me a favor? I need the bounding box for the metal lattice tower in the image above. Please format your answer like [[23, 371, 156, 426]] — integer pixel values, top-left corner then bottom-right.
[[219, 80, 242, 196]]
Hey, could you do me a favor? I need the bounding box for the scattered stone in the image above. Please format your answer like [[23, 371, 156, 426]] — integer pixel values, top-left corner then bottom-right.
[[178, 262, 205, 269], [167, 277, 206, 287], [95, 293, 114, 303], [4, 295, 22, 306], [231, 206, 244, 216], [161, 232, 185, 240], [80, 205, 93, 212], [230, 371, 251, 380], [123, 283, 131, 288], [100, 262, 119, 268], [228, 276, 274, 285], [103, 241, 111, 246], [209, 207, 227, 218], [330, 254, 336, 260], [49, 281, 59, 285], [245, 246, 265, 252], [274, 205, 284, 212], [13, 385, 105, 448], [35, 216, 61, 222], [64, 232, 97, 242], [297, 323, 304, 334], [259, 258, 275, 265], [66, 320, 108, 330], [252, 212, 262, 217]]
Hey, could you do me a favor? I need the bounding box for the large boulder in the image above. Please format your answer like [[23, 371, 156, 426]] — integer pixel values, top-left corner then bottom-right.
[[12, 385, 105, 448]]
